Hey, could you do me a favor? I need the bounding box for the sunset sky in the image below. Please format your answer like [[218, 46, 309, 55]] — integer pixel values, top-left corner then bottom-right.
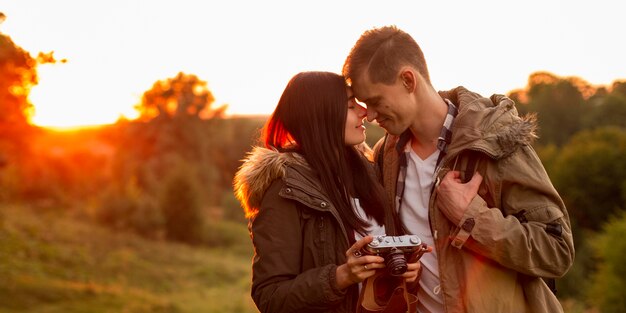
[[2, 0, 625, 128]]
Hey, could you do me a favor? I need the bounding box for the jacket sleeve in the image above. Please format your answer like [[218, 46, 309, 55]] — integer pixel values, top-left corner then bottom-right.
[[250, 180, 346, 313], [452, 145, 575, 278]]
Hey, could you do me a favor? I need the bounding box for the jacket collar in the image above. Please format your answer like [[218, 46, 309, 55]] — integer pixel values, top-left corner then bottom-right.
[[233, 147, 306, 216], [438, 86, 538, 160], [234, 147, 336, 215]]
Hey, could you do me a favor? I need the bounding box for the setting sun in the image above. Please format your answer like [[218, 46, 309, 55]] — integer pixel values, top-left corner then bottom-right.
[[29, 64, 140, 128]]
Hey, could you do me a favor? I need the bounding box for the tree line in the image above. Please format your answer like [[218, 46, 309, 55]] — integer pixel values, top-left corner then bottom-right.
[[0, 25, 262, 247], [510, 72, 626, 312]]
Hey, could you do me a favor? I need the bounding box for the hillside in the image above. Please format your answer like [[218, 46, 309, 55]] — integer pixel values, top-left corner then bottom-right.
[[0, 204, 258, 313]]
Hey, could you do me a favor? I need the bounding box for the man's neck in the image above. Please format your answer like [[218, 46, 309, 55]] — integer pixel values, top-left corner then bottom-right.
[[408, 92, 448, 159]]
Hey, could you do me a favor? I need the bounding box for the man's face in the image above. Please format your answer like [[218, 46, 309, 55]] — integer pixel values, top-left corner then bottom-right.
[[351, 74, 415, 136]]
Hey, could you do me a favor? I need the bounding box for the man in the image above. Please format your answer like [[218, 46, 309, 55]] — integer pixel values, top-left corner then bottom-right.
[[342, 25, 574, 313]]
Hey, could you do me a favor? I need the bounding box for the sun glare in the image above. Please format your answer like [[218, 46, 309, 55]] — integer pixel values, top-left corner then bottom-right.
[[29, 65, 139, 129]]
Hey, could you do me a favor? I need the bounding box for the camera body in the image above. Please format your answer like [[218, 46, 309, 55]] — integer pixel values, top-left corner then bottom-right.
[[361, 235, 428, 276]]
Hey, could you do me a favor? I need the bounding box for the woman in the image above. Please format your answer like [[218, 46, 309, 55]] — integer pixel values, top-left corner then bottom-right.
[[233, 71, 419, 312]]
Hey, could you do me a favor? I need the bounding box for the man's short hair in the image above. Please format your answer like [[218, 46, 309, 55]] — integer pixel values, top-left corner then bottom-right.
[[343, 25, 430, 86]]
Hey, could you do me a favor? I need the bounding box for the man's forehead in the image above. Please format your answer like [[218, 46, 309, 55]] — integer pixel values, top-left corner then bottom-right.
[[351, 75, 382, 102]]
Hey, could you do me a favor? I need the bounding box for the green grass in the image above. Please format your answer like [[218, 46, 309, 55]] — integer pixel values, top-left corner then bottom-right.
[[0, 204, 258, 313]]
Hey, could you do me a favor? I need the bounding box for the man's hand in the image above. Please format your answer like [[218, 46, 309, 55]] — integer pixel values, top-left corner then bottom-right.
[[435, 171, 483, 224]]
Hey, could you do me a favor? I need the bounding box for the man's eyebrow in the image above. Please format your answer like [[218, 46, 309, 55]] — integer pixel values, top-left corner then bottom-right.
[[360, 96, 381, 105]]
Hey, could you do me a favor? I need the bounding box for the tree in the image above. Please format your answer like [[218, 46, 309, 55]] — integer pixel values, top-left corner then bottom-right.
[[551, 127, 626, 231], [0, 21, 37, 158], [102, 72, 229, 239], [611, 81, 626, 97], [585, 93, 626, 129], [515, 72, 592, 146], [587, 210, 626, 313], [159, 160, 203, 243], [135, 72, 226, 121], [0, 14, 61, 201], [583, 81, 626, 130], [114, 72, 228, 195]]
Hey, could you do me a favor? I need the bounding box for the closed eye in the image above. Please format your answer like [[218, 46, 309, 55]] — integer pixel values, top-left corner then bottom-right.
[[348, 96, 358, 109]]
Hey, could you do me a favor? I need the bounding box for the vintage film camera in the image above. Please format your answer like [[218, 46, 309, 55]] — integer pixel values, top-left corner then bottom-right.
[[359, 235, 429, 276]]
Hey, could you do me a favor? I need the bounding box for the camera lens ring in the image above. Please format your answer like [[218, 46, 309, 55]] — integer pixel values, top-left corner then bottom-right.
[[386, 248, 408, 276]]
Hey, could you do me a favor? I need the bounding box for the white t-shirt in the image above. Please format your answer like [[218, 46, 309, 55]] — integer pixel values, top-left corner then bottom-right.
[[400, 143, 445, 313]]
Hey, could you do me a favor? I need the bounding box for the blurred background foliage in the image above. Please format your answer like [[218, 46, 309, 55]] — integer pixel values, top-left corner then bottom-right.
[[2, 22, 626, 313]]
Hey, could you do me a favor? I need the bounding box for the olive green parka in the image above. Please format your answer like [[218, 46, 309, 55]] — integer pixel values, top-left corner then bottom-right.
[[374, 86, 575, 313]]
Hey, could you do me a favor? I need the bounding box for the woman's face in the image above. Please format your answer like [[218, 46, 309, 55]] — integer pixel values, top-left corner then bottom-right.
[[344, 87, 367, 146]]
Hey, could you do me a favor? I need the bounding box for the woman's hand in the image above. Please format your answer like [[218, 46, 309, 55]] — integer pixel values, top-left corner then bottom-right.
[[335, 235, 385, 290]]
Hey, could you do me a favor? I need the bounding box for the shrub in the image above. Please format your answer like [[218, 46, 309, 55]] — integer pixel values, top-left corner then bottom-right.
[[587, 210, 626, 313], [159, 163, 204, 244], [96, 178, 163, 238], [220, 191, 246, 224]]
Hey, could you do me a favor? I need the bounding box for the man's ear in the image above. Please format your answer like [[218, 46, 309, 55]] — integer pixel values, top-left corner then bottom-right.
[[399, 69, 416, 93]]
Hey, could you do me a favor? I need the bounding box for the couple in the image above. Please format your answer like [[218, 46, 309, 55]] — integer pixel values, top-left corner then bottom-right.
[[234, 26, 574, 313]]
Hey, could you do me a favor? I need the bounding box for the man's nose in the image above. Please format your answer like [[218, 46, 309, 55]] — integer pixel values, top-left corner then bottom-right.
[[357, 105, 367, 118], [366, 108, 377, 122]]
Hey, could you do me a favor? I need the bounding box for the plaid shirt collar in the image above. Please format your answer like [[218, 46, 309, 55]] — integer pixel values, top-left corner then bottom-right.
[[393, 99, 458, 215]]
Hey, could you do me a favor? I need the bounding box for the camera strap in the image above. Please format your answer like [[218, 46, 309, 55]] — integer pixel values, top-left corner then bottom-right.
[[356, 272, 418, 313]]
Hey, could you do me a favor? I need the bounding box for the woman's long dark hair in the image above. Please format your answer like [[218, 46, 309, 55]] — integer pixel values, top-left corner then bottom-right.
[[263, 71, 387, 234]]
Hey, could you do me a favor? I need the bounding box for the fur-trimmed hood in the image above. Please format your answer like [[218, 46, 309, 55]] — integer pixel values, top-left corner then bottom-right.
[[439, 86, 538, 159], [233, 143, 375, 218], [233, 147, 309, 218]]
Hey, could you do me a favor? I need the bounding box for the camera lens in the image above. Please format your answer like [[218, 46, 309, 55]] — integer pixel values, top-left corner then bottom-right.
[[386, 248, 408, 276]]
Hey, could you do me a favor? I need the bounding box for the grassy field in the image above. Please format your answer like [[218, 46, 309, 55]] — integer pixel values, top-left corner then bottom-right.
[[0, 204, 258, 313]]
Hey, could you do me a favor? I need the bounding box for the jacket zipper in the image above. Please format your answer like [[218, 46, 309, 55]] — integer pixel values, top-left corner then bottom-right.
[[427, 147, 495, 311]]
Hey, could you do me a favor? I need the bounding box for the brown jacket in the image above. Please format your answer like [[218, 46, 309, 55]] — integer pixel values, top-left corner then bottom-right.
[[374, 87, 575, 313], [233, 147, 400, 313]]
